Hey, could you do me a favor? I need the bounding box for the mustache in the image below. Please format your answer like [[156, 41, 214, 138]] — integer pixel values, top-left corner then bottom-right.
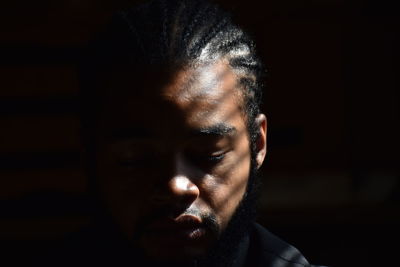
[[184, 207, 219, 235], [132, 206, 220, 240]]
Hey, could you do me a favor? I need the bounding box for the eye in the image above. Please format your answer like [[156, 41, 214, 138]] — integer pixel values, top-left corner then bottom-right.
[[186, 151, 227, 168], [116, 153, 155, 169], [117, 158, 141, 167], [205, 153, 226, 163]]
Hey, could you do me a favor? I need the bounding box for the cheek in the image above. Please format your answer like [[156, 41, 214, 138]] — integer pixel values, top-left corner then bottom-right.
[[95, 153, 154, 236], [205, 144, 251, 231]]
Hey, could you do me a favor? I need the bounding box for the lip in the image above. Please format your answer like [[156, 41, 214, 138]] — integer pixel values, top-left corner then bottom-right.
[[147, 215, 202, 229], [144, 215, 207, 241]]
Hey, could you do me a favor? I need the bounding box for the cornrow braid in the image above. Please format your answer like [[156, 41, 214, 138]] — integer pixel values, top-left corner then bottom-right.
[[79, 0, 266, 152], [180, 0, 206, 46]]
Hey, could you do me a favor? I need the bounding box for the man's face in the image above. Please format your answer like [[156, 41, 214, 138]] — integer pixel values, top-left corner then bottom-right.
[[93, 61, 266, 262]]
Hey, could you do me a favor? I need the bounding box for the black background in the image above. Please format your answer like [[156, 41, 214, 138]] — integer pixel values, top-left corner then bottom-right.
[[0, 0, 398, 266]]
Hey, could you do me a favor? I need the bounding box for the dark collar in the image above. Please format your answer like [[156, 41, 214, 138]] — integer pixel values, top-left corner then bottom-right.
[[244, 223, 312, 267]]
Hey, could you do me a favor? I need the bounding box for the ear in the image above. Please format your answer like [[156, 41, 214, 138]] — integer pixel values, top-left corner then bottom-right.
[[255, 113, 267, 169]]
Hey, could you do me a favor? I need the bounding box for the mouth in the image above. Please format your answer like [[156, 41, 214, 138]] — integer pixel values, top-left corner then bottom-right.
[[137, 213, 218, 260], [143, 215, 209, 243]]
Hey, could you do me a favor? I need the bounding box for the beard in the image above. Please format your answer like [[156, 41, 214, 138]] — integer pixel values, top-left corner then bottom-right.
[[88, 159, 260, 267], [195, 160, 260, 267], [133, 161, 261, 267]]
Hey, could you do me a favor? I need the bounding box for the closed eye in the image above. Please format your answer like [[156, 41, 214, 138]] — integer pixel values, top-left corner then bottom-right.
[[205, 153, 226, 162], [116, 154, 155, 168], [186, 150, 229, 168]]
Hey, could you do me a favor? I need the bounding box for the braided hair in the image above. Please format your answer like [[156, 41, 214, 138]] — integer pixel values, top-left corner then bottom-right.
[[79, 0, 265, 150]]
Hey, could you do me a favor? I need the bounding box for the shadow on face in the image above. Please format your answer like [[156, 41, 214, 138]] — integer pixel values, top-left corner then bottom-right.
[[89, 61, 266, 262]]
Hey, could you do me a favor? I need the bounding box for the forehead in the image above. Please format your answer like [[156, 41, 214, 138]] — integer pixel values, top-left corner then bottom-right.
[[99, 62, 245, 135], [162, 62, 242, 122]]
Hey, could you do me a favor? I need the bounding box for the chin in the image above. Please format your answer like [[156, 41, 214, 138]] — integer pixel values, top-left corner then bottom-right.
[[138, 228, 216, 263], [143, 245, 206, 262]]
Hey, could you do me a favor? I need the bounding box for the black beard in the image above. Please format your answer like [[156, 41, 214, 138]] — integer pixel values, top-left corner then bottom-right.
[[195, 161, 260, 267], [87, 160, 260, 267], [129, 162, 260, 267]]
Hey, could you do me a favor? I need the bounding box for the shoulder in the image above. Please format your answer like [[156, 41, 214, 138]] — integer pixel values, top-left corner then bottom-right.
[[246, 223, 325, 267]]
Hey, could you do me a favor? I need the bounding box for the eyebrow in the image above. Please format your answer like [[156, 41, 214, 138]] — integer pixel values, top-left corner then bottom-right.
[[106, 124, 237, 141], [107, 127, 153, 141], [190, 124, 237, 137]]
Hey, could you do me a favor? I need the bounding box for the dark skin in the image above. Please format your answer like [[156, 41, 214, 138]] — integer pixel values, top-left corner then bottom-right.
[[92, 60, 267, 263]]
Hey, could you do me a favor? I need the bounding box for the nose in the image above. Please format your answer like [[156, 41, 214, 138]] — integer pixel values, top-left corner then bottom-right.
[[167, 175, 200, 204], [152, 154, 200, 209]]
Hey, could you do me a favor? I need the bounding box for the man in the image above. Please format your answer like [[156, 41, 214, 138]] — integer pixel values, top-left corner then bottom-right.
[[47, 0, 324, 266]]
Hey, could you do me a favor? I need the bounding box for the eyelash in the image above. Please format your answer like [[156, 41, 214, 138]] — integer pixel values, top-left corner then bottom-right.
[[187, 151, 227, 168], [117, 159, 145, 168], [115, 150, 227, 169], [205, 153, 225, 162], [116, 154, 155, 168]]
